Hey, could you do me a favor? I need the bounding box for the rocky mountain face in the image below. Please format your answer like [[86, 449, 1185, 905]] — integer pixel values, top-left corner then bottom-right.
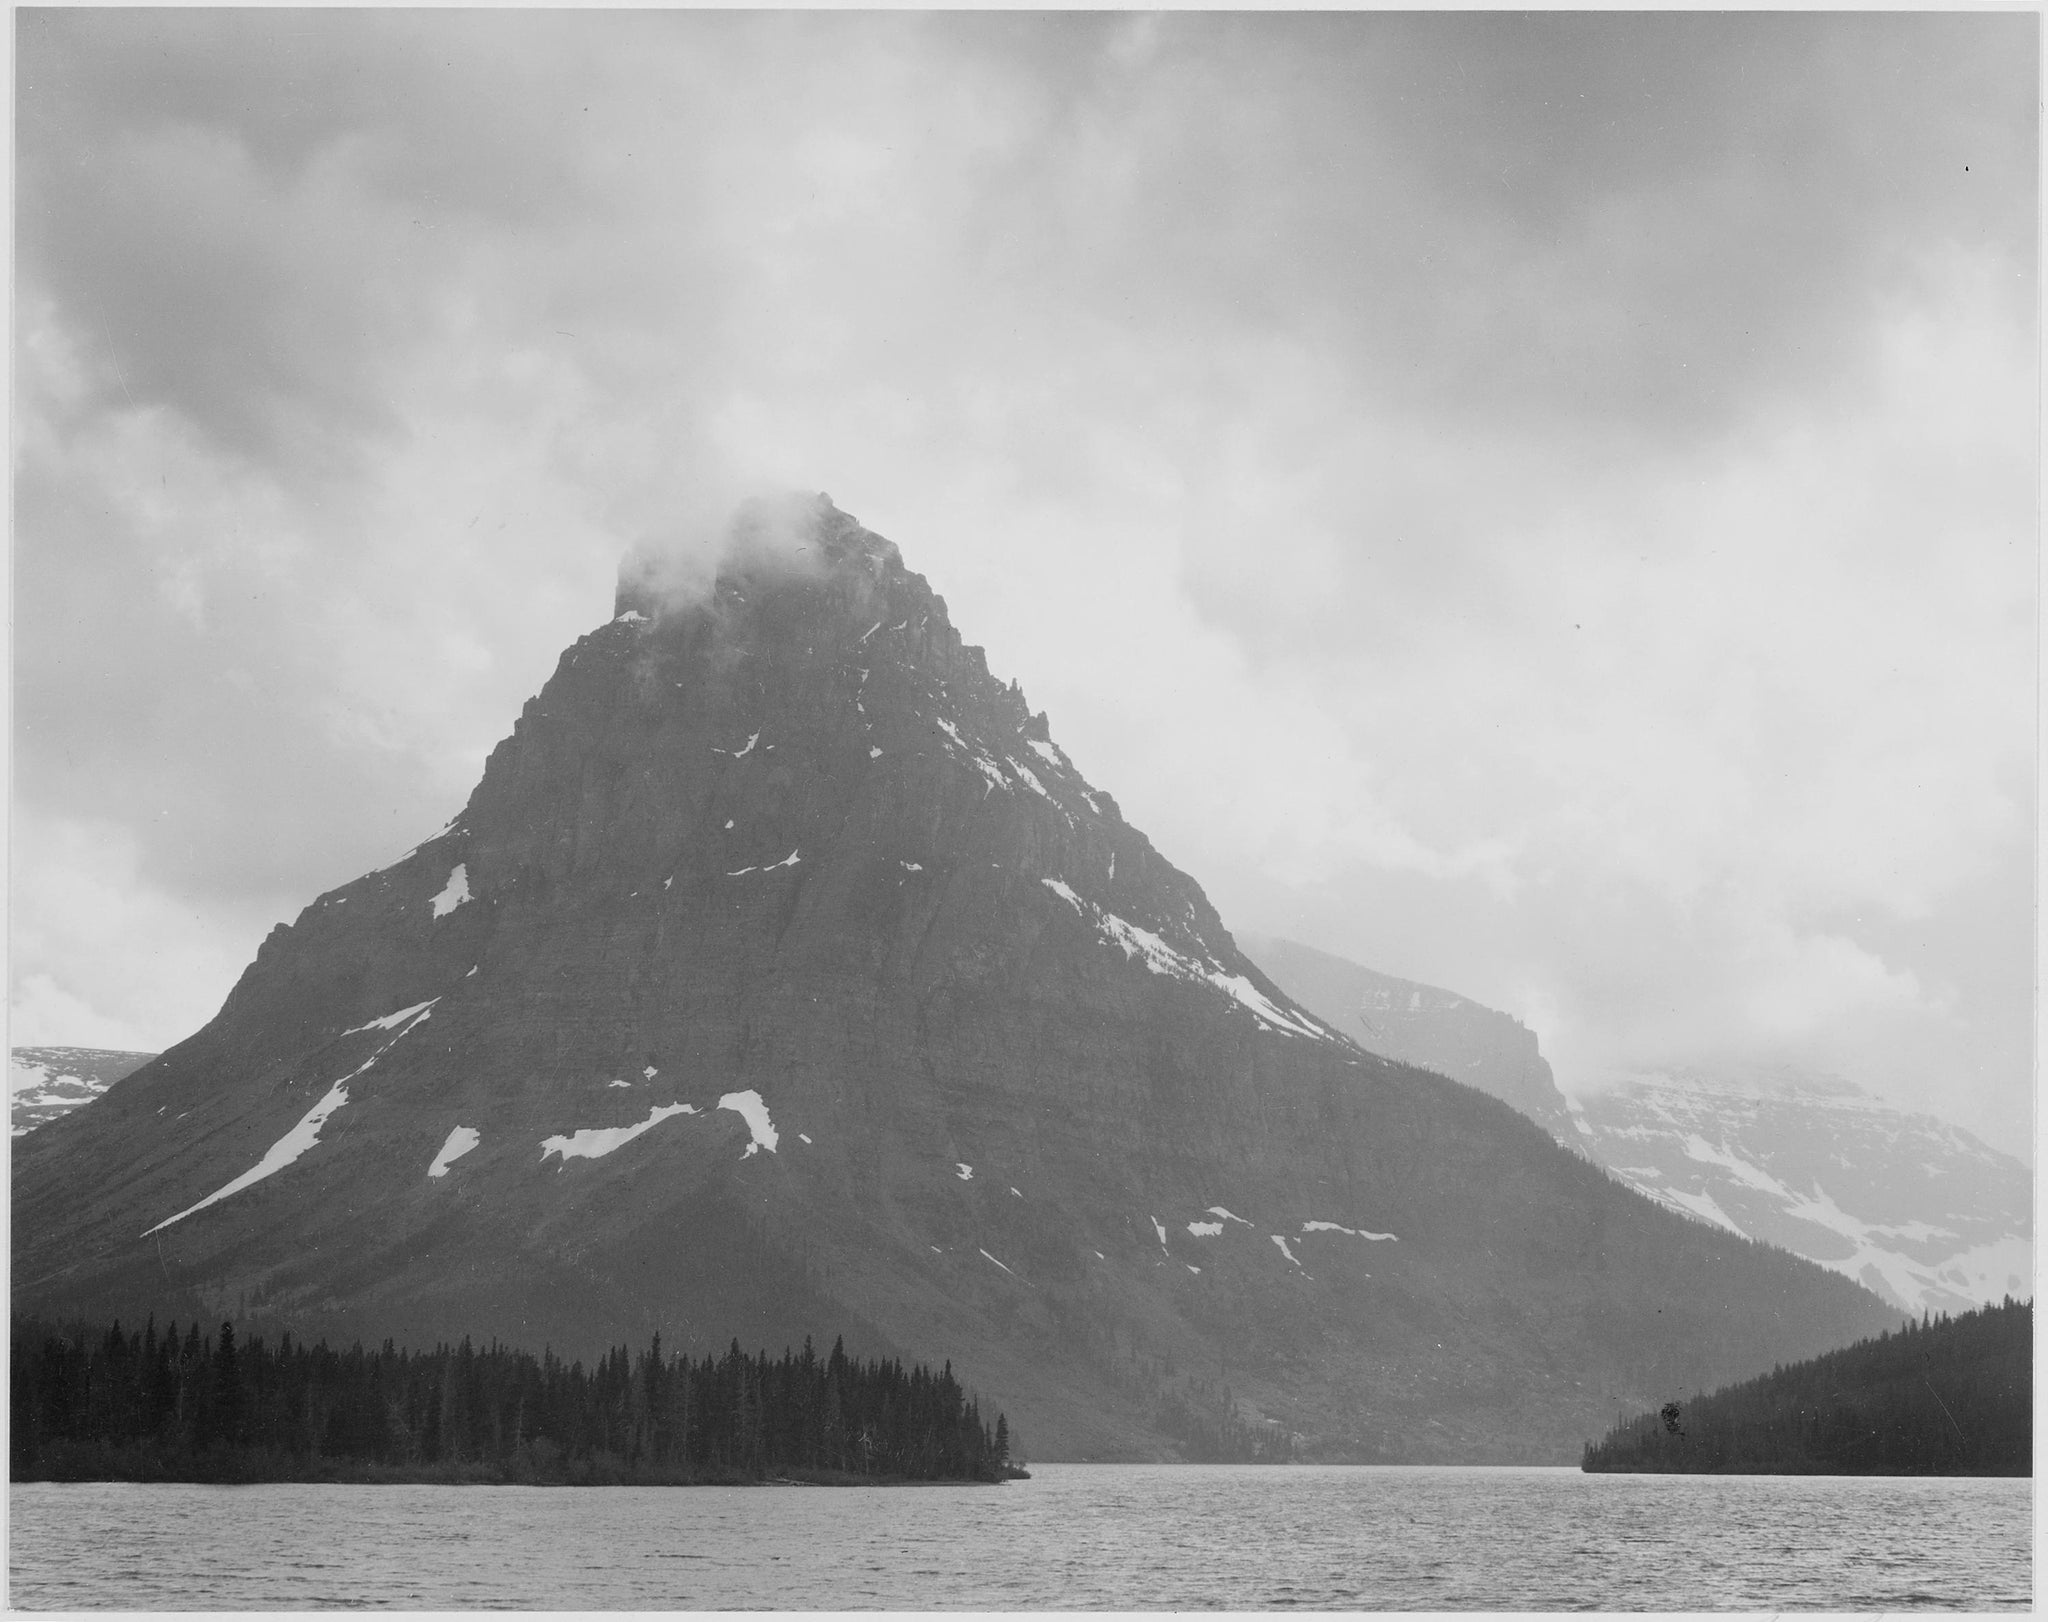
[[1242, 937, 1577, 1144], [1564, 1066, 2032, 1317], [10, 1048, 156, 1137], [12, 496, 1899, 1462]]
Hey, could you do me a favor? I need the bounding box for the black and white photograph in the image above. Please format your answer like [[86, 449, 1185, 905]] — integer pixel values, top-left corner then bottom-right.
[[8, 6, 2036, 1610]]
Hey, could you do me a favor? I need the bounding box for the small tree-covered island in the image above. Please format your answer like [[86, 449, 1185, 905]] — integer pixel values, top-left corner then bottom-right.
[[12, 1317, 1025, 1485], [1582, 1297, 2030, 1475]]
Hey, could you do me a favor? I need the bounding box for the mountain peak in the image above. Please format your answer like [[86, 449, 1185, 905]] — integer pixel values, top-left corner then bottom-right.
[[14, 503, 1898, 1463], [614, 493, 901, 624]]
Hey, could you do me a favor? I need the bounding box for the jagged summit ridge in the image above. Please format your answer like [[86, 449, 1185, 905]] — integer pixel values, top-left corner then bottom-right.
[[584, 494, 1328, 1050]]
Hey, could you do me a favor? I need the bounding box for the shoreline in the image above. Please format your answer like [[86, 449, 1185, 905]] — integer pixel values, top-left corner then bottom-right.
[[15, 1466, 1030, 1489]]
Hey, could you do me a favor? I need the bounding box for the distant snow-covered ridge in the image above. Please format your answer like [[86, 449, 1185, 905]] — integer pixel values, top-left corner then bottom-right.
[[9, 1047, 156, 1137], [1565, 1065, 2031, 1316]]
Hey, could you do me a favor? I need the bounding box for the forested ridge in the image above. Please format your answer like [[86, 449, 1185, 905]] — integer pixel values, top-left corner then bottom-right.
[[12, 1316, 1019, 1484], [1582, 1296, 2029, 1475]]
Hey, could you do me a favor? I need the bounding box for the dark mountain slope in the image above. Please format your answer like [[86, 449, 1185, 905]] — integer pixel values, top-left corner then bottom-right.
[[13, 497, 1899, 1461]]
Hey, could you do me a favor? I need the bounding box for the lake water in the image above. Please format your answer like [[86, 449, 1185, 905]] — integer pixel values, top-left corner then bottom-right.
[[7, 1464, 2031, 1610]]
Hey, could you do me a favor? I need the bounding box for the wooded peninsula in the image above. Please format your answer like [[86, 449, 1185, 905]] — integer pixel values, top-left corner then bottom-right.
[[1582, 1296, 2029, 1475], [11, 1316, 1022, 1485]]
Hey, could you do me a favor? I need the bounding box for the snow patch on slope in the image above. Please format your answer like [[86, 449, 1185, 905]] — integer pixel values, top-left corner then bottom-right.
[[1039, 879, 1330, 1042], [145, 1083, 355, 1235], [430, 864, 472, 918], [1006, 759, 1071, 821], [932, 716, 1012, 794], [145, 1000, 440, 1234], [717, 1090, 779, 1158], [428, 1126, 481, 1178], [9, 1057, 58, 1103], [728, 849, 801, 877], [1302, 1221, 1398, 1241], [541, 1102, 697, 1163], [8, 1052, 136, 1136], [1930, 1234, 2033, 1301], [343, 998, 441, 1036]]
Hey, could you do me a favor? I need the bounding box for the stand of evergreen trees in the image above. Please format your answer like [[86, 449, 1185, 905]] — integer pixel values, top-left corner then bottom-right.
[[1581, 1296, 2030, 1475], [12, 1316, 1022, 1485]]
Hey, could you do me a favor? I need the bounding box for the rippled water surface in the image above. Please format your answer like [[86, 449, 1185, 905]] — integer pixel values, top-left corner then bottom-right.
[[8, 1465, 2031, 1610]]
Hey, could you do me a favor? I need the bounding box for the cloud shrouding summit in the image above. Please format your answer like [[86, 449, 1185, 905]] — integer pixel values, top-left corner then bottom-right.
[[11, 11, 2037, 1152]]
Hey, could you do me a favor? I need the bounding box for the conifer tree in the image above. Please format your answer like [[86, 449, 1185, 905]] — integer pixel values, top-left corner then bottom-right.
[[213, 1321, 242, 1448]]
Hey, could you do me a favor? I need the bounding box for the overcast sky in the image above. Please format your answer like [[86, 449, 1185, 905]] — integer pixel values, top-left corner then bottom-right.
[[12, 10, 2038, 1154]]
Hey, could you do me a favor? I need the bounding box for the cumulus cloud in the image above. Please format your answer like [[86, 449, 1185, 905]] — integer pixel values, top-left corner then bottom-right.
[[10, 11, 2035, 1151]]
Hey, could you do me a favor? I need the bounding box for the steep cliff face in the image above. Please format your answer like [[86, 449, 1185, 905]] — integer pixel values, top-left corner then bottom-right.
[[1243, 937, 1577, 1144], [13, 497, 1898, 1461]]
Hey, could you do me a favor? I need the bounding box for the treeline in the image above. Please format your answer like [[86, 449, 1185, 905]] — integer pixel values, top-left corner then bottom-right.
[[1582, 1296, 2029, 1475], [12, 1316, 1020, 1485]]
